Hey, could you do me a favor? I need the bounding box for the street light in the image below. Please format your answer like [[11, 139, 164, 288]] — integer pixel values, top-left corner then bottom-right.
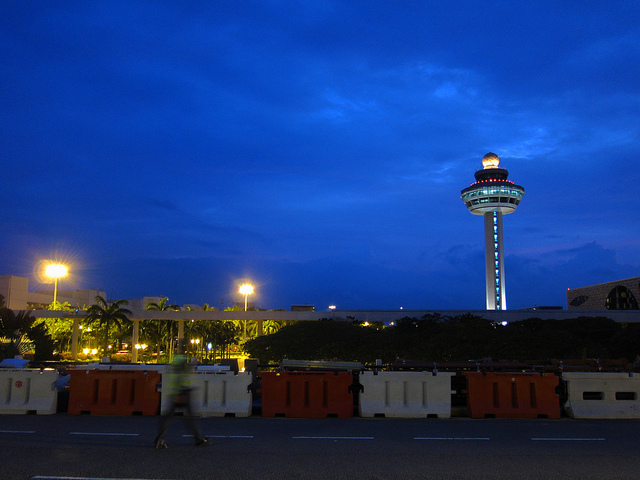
[[239, 284, 254, 311], [239, 284, 254, 342], [45, 263, 68, 308]]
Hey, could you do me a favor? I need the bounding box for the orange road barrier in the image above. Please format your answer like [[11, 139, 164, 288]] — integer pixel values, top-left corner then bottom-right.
[[261, 371, 354, 418], [463, 372, 560, 419], [67, 368, 161, 415]]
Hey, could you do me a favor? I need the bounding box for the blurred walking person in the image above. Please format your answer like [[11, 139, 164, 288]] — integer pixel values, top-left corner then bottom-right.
[[154, 345, 207, 448]]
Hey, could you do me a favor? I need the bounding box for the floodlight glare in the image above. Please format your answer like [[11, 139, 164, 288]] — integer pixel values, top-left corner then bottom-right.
[[239, 284, 254, 296], [45, 263, 68, 307]]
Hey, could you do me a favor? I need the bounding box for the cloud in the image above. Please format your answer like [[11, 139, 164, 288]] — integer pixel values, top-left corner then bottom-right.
[[1, 2, 639, 312], [507, 242, 639, 309]]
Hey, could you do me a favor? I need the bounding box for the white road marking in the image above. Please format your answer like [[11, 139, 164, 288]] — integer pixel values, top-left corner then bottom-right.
[[68, 432, 139, 437], [531, 438, 606, 441], [415, 437, 491, 441], [292, 436, 374, 440], [0, 430, 35, 434], [33, 477, 177, 480], [184, 434, 254, 439]]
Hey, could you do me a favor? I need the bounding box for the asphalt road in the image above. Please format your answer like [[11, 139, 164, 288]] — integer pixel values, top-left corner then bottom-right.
[[1, 415, 639, 480]]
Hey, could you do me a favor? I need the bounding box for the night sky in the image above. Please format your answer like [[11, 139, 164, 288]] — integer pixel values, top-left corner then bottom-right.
[[2, 2, 639, 311]]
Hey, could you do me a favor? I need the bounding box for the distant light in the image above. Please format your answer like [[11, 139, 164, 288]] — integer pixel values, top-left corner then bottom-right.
[[239, 283, 254, 314], [482, 152, 500, 169], [45, 262, 69, 306], [329, 305, 336, 311], [501, 321, 508, 326], [45, 263, 68, 279], [82, 348, 89, 355], [207, 343, 212, 350]]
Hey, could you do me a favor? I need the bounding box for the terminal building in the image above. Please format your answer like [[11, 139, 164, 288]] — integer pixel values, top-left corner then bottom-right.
[[0, 275, 162, 311], [0, 275, 106, 310], [567, 277, 640, 310]]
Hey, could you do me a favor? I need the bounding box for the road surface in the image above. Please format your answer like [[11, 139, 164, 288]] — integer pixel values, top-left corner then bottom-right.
[[1, 415, 639, 479]]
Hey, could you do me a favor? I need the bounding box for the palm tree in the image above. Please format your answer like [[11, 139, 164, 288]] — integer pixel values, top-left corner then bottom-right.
[[145, 297, 180, 360], [0, 308, 35, 357], [197, 320, 239, 362], [263, 319, 286, 335], [85, 296, 132, 356], [146, 297, 180, 312]]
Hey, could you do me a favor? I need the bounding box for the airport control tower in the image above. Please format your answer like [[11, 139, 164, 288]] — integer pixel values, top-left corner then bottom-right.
[[461, 153, 524, 310]]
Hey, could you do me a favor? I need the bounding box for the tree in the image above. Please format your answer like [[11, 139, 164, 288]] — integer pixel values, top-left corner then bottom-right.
[[0, 309, 35, 358], [39, 302, 75, 353], [244, 319, 379, 363], [27, 322, 56, 361], [262, 319, 286, 335], [85, 296, 132, 356], [146, 298, 180, 312], [144, 297, 180, 360]]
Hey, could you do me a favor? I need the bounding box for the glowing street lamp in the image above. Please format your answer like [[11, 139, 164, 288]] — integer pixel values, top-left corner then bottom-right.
[[239, 284, 254, 311], [239, 284, 254, 342], [45, 263, 68, 307]]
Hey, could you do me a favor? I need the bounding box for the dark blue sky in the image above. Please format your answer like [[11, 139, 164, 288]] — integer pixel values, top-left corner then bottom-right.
[[2, 2, 639, 311]]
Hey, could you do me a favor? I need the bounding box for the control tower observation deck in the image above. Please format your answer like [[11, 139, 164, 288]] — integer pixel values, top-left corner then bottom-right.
[[461, 153, 525, 310]]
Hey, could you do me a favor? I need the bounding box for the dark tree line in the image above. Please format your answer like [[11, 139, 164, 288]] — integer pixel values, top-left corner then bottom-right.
[[244, 315, 640, 364]]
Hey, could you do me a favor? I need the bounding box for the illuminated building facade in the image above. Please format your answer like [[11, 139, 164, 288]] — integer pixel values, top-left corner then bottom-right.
[[567, 277, 640, 310], [0, 275, 106, 309], [461, 153, 525, 310]]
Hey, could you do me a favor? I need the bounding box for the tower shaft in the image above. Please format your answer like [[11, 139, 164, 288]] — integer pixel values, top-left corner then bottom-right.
[[484, 211, 506, 310]]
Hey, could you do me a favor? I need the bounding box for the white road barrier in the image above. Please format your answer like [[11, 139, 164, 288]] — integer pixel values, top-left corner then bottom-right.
[[0, 368, 59, 414], [358, 371, 454, 418], [563, 372, 640, 419], [160, 370, 253, 417]]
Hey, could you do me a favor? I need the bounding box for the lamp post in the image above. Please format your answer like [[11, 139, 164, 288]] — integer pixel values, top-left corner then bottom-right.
[[239, 284, 253, 311], [45, 263, 68, 308], [239, 284, 254, 341]]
